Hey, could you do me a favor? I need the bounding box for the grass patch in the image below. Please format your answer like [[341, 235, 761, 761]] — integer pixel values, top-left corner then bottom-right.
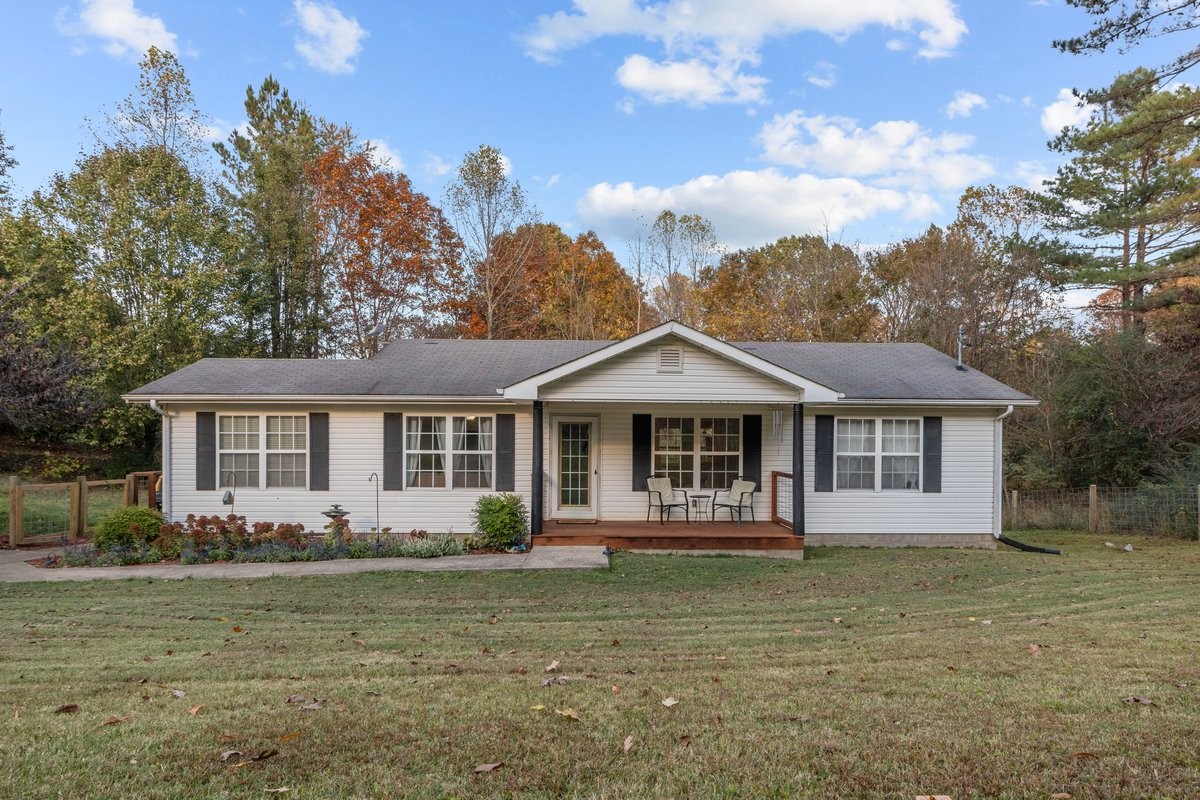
[[2, 531, 1198, 798]]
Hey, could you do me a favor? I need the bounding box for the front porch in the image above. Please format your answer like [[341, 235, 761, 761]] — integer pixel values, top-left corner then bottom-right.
[[534, 518, 803, 554]]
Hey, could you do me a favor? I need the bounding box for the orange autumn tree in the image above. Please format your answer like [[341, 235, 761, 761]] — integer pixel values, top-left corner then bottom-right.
[[471, 222, 650, 339], [309, 142, 463, 356]]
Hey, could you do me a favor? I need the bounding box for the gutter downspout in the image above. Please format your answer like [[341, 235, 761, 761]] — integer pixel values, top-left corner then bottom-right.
[[992, 405, 1013, 539], [149, 400, 172, 520]]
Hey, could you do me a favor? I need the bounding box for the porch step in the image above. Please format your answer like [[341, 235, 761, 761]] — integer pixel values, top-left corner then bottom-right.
[[535, 533, 805, 551]]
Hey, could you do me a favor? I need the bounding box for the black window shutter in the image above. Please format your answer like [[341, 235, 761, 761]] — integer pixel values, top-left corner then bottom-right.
[[495, 413, 515, 491], [309, 412, 329, 491], [814, 415, 834, 492], [742, 415, 762, 489], [196, 412, 216, 491], [383, 413, 404, 490], [923, 416, 942, 493], [632, 414, 652, 491]]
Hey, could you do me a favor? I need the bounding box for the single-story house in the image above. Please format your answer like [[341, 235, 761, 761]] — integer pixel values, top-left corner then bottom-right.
[[124, 321, 1035, 551]]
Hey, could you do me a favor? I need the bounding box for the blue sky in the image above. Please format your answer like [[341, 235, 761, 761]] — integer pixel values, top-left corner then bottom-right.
[[0, 1, 1177, 258]]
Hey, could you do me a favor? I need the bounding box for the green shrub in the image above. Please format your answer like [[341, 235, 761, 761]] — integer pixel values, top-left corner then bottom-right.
[[470, 493, 528, 551], [397, 533, 465, 558], [93, 506, 164, 552]]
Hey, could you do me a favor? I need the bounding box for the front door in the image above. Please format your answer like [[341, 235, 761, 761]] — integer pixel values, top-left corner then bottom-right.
[[554, 418, 598, 520]]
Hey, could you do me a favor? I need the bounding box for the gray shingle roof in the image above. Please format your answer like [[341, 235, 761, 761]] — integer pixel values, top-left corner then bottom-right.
[[126, 337, 1031, 403]]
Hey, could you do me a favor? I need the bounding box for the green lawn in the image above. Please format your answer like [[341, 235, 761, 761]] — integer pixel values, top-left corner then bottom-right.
[[2, 532, 1198, 799]]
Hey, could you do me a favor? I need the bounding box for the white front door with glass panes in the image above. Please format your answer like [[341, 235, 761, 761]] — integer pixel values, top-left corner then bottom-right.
[[554, 418, 598, 519], [652, 416, 741, 490]]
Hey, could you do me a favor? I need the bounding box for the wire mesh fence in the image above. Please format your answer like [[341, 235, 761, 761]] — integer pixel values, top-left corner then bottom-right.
[[1005, 485, 1200, 539]]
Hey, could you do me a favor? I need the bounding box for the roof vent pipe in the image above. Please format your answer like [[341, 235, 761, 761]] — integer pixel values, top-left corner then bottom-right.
[[956, 324, 970, 371]]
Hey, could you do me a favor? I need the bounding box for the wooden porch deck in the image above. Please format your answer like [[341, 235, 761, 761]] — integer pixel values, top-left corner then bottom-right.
[[534, 519, 803, 552]]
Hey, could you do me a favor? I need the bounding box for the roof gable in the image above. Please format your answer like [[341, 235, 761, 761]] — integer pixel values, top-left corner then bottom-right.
[[502, 322, 842, 402]]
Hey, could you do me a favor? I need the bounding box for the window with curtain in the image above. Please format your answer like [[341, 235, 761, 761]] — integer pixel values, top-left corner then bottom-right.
[[266, 415, 307, 488], [406, 416, 446, 488], [452, 416, 493, 488], [653, 416, 694, 489]]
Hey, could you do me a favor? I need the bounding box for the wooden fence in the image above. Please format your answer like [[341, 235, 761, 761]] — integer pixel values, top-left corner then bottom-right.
[[5, 471, 160, 547]]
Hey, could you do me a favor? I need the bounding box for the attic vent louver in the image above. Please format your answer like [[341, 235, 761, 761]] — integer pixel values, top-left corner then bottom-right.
[[657, 345, 683, 373]]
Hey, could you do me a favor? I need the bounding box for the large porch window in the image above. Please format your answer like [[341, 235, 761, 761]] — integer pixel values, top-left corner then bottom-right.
[[653, 416, 741, 490]]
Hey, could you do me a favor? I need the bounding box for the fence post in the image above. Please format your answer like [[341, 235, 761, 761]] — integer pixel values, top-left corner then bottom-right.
[[1012, 490, 1020, 529], [77, 476, 89, 536], [68, 479, 81, 540], [124, 475, 135, 506], [1196, 485, 1199, 541], [1088, 484, 1098, 533], [8, 476, 22, 547]]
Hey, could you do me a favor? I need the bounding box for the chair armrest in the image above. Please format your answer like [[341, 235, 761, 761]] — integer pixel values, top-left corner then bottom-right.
[[648, 489, 665, 507]]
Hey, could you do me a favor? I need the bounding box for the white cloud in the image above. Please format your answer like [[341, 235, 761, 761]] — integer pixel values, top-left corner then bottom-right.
[[1041, 88, 1095, 135], [422, 153, 453, 177], [293, 0, 367, 75], [1013, 160, 1052, 191], [366, 139, 403, 171], [757, 110, 994, 191], [522, 0, 966, 106], [56, 0, 177, 60], [616, 54, 766, 105], [578, 169, 932, 249], [945, 90, 987, 118], [545, 173, 561, 188], [885, 38, 907, 52], [617, 96, 637, 115], [806, 60, 837, 89]]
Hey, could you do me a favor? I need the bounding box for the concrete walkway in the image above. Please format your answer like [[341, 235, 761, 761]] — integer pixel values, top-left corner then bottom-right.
[[0, 545, 609, 583]]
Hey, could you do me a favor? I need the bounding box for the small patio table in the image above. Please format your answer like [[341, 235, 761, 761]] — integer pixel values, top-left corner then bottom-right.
[[689, 494, 713, 524]]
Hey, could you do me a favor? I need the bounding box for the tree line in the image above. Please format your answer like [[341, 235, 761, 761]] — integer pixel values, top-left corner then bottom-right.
[[1, 1, 1198, 490]]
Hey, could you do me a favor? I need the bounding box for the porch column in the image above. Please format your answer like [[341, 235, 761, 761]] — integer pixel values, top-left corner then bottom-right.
[[793, 403, 805, 536], [531, 400, 543, 535]]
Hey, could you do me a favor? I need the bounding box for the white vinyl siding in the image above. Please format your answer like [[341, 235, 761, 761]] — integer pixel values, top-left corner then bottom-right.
[[540, 338, 801, 403], [169, 405, 525, 533]]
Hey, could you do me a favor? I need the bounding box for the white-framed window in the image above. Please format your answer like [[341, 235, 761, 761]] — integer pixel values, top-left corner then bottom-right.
[[218, 414, 307, 489], [266, 415, 307, 488], [405, 415, 494, 489], [452, 416, 493, 488], [219, 415, 259, 489], [406, 416, 447, 488], [835, 417, 921, 491], [653, 416, 741, 490]]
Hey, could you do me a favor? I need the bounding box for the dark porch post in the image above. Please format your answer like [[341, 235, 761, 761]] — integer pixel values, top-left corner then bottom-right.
[[793, 403, 805, 536], [531, 400, 543, 535]]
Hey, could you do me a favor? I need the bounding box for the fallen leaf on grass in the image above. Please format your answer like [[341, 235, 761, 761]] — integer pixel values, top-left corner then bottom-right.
[[220, 750, 243, 763], [279, 731, 302, 742], [611, 639, 620, 647], [661, 697, 679, 707], [611, 685, 621, 696], [55, 704, 80, 714], [473, 762, 503, 773], [188, 705, 204, 715], [529, 705, 545, 711], [284, 695, 305, 705], [832, 618, 842, 624], [218, 616, 230, 622], [101, 715, 129, 726], [544, 660, 560, 673], [541, 676, 568, 687], [1027, 644, 1041, 657], [219, 734, 242, 743], [1121, 696, 1153, 706], [264, 788, 290, 794], [1073, 752, 1097, 760], [555, 708, 580, 720], [1050, 793, 1072, 799], [678, 734, 692, 747], [172, 690, 187, 699], [622, 735, 634, 753], [232, 626, 243, 633], [300, 701, 323, 711], [251, 750, 279, 762]]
